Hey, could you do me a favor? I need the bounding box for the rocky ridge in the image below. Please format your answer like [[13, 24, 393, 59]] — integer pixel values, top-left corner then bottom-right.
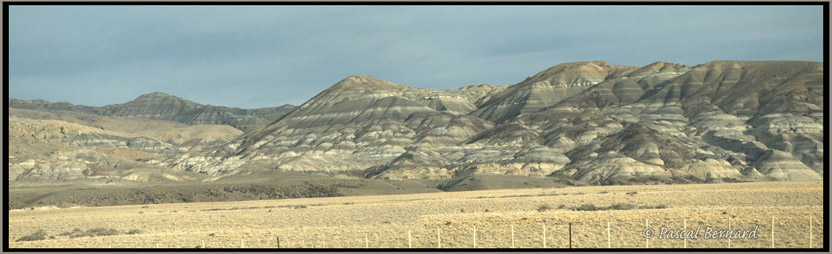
[[8, 108, 242, 183], [9, 92, 296, 132], [9, 60, 825, 188]]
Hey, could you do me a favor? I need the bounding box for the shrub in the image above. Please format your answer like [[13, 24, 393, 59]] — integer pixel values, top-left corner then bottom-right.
[[16, 229, 47, 242], [609, 203, 637, 210], [537, 204, 552, 212], [59, 228, 83, 236], [69, 228, 121, 238], [127, 229, 143, 235], [572, 203, 665, 211], [573, 204, 600, 211], [626, 191, 638, 196], [638, 204, 668, 209]]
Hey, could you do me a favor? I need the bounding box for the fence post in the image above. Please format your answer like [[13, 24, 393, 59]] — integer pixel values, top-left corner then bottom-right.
[[511, 225, 515, 248], [202, 240, 205, 249], [771, 216, 774, 248], [473, 225, 477, 248], [542, 223, 547, 248], [322, 233, 326, 248], [365, 233, 369, 248], [408, 230, 412, 248], [438, 228, 442, 248], [569, 222, 572, 249], [809, 215, 812, 248], [645, 219, 649, 248], [277, 236, 280, 248], [241, 239, 245, 248]]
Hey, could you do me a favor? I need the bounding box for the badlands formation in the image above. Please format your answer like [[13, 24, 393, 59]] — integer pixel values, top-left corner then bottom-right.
[[8, 60, 824, 192]]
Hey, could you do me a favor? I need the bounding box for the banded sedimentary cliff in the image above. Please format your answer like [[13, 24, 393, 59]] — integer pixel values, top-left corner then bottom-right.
[[10, 60, 824, 188]]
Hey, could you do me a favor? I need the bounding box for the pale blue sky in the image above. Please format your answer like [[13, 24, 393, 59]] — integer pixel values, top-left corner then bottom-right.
[[9, 5, 823, 108]]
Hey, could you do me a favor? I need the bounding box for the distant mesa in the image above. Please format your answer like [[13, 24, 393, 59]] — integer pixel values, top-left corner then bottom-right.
[[10, 91, 297, 133]]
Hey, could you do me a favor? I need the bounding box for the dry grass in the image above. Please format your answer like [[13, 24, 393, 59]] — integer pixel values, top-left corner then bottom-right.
[[9, 181, 824, 249]]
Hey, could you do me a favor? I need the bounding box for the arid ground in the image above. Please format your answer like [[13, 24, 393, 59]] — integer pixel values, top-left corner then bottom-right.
[[9, 181, 824, 249]]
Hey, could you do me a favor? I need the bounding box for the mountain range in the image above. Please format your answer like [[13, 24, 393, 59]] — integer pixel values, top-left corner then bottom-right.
[[8, 60, 824, 190], [9, 93, 296, 133]]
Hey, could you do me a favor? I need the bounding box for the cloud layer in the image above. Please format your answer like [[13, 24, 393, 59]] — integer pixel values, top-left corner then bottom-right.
[[9, 5, 823, 108]]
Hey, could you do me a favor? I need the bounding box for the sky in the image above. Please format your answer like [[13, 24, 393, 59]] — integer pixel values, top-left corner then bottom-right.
[[8, 5, 824, 109]]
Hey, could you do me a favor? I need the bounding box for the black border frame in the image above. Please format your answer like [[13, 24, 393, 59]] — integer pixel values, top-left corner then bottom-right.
[[2, 1, 829, 252]]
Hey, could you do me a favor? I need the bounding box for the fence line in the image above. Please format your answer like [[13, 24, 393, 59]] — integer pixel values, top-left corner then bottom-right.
[[25, 214, 824, 249]]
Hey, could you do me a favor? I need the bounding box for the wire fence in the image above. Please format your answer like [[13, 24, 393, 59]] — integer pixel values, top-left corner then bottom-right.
[[53, 214, 824, 249]]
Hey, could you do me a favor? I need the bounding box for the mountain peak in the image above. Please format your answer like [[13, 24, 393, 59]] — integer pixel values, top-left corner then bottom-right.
[[554, 60, 616, 69], [328, 75, 412, 91], [344, 74, 375, 81], [644, 61, 687, 68], [524, 60, 620, 81], [625, 61, 690, 78], [126, 92, 199, 107], [136, 91, 178, 99], [555, 60, 612, 67]]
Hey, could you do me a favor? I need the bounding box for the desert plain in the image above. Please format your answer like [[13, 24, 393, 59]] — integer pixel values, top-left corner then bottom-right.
[[9, 180, 824, 249]]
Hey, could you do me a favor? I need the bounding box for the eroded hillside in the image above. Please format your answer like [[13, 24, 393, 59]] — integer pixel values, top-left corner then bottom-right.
[[9, 60, 824, 192]]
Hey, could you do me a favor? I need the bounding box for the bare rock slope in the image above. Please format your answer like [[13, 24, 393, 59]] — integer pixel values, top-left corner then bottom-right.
[[8, 108, 242, 184], [9, 60, 824, 189]]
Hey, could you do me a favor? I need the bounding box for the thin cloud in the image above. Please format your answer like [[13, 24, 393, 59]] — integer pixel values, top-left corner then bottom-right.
[[9, 5, 823, 108]]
